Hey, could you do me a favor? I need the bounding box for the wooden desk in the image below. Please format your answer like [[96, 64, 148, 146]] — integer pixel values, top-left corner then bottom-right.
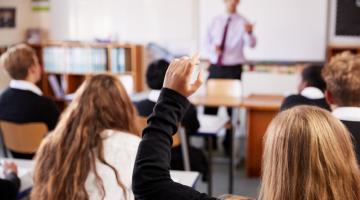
[[242, 95, 284, 177], [190, 95, 242, 108], [190, 94, 284, 179]]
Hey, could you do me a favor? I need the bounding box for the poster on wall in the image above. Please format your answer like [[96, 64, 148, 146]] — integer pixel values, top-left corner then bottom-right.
[[336, 0, 360, 36], [0, 8, 16, 28], [32, 0, 50, 11]]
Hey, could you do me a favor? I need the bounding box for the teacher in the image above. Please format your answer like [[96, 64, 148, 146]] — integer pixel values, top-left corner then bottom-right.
[[205, 0, 256, 80], [204, 0, 256, 154]]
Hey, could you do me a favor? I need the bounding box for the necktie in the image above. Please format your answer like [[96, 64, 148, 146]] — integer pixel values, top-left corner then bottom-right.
[[217, 17, 231, 66]]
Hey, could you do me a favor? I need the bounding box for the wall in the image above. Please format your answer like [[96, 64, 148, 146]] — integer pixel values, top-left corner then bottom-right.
[[0, 0, 34, 45], [50, 0, 199, 55]]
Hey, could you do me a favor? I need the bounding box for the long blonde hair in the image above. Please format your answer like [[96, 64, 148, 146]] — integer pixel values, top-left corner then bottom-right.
[[259, 106, 360, 200], [31, 74, 140, 200]]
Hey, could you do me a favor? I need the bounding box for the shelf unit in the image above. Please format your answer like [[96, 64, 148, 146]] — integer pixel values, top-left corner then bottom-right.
[[327, 45, 360, 61], [29, 42, 144, 110]]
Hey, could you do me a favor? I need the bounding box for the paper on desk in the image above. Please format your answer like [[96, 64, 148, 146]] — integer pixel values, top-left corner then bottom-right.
[[198, 114, 229, 134]]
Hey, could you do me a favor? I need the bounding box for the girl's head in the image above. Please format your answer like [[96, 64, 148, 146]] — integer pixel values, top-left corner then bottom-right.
[[31, 74, 139, 200], [260, 106, 360, 200]]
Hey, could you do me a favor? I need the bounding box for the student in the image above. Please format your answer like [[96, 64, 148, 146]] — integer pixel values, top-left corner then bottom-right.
[[132, 56, 360, 200], [134, 59, 207, 179], [0, 44, 60, 159], [280, 65, 330, 111], [0, 162, 21, 200], [31, 74, 141, 200], [322, 52, 360, 162], [134, 59, 200, 135]]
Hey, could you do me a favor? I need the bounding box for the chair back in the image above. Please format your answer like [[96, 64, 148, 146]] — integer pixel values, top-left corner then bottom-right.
[[137, 116, 181, 147], [206, 79, 242, 98], [0, 121, 48, 154]]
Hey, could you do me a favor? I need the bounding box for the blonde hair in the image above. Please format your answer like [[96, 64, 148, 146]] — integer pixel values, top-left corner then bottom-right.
[[0, 44, 38, 80], [322, 51, 360, 106], [31, 74, 140, 200], [259, 106, 360, 200]]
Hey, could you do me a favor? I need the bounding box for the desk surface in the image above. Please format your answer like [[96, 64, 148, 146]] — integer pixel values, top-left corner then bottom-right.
[[242, 94, 284, 110], [190, 94, 284, 110], [170, 170, 200, 188], [190, 95, 243, 107]]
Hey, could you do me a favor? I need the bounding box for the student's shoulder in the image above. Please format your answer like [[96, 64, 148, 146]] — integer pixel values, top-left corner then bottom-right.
[[284, 94, 307, 101], [103, 130, 141, 147]]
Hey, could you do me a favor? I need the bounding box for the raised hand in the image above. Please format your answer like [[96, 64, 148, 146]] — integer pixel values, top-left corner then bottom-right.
[[163, 54, 203, 97]]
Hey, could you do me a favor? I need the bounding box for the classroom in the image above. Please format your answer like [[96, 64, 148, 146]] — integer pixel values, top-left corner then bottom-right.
[[0, 0, 359, 199]]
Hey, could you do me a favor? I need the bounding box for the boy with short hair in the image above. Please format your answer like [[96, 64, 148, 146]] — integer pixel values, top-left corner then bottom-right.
[[322, 52, 360, 161], [0, 44, 59, 158]]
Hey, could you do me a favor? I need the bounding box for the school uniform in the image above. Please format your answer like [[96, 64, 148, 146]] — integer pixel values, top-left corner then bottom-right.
[[133, 88, 216, 200], [86, 130, 140, 200], [134, 90, 200, 135], [333, 107, 360, 162], [0, 172, 21, 200], [0, 80, 60, 159], [280, 87, 331, 111], [134, 90, 208, 179]]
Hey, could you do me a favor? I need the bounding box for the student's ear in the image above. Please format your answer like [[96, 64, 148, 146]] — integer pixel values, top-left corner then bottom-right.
[[28, 64, 37, 74], [325, 90, 334, 105]]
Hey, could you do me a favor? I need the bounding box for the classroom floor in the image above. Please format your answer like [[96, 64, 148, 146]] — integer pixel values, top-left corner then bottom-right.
[[194, 154, 260, 198]]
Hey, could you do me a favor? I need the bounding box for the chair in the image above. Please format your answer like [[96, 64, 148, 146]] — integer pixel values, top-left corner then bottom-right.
[[0, 121, 48, 157], [206, 79, 242, 98], [137, 116, 190, 171]]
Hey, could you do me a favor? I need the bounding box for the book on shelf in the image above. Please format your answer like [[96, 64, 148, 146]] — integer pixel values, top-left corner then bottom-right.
[[111, 48, 128, 73], [43, 47, 107, 73], [48, 74, 65, 98], [47, 74, 75, 101]]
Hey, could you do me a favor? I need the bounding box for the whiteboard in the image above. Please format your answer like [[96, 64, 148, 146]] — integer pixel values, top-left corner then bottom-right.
[[199, 0, 329, 62]]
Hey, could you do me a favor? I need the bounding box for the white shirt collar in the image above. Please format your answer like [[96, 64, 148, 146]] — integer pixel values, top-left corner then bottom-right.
[[332, 107, 360, 122], [300, 87, 324, 99], [147, 90, 161, 103], [9, 80, 43, 96]]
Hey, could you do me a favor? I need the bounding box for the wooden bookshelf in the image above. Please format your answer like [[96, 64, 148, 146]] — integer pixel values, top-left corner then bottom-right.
[[29, 42, 144, 110], [327, 45, 360, 61]]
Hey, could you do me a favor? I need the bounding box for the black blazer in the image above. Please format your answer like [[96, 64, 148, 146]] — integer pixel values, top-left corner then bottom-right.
[[0, 88, 60, 130], [341, 120, 360, 163], [280, 94, 330, 111], [0, 172, 21, 200], [134, 99, 200, 135], [133, 89, 217, 200]]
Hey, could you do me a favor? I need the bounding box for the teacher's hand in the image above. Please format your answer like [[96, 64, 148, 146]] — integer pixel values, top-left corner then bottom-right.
[[163, 54, 203, 97], [244, 23, 254, 34]]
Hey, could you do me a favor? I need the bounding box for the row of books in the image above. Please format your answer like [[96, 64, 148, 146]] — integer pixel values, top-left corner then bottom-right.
[[43, 47, 130, 73]]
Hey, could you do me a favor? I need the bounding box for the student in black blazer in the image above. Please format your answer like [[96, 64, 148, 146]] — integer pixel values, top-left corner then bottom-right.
[[281, 65, 330, 111], [134, 59, 208, 179], [322, 52, 360, 162], [132, 56, 360, 200], [134, 59, 200, 135], [0, 44, 59, 159], [0, 162, 21, 200]]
